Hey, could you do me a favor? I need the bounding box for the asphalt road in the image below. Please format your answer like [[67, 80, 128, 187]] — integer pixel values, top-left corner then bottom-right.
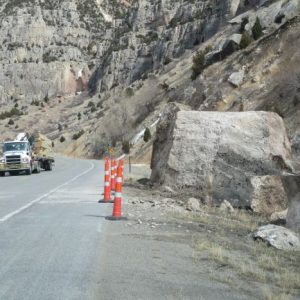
[[0, 156, 110, 300]]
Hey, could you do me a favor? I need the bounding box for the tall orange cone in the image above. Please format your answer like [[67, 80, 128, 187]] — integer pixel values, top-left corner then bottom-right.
[[110, 160, 117, 192], [106, 162, 127, 220], [98, 157, 113, 203]]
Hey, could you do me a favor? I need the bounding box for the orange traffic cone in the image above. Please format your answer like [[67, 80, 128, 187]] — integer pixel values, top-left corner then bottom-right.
[[110, 160, 117, 192], [99, 157, 113, 203], [106, 163, 127, 220]]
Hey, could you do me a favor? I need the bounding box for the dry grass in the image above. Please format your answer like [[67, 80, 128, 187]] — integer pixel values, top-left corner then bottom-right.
[[183, 206, 300, 298]]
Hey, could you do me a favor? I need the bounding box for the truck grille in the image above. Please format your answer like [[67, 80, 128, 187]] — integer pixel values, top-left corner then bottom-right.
[[6, 155, 21, 164]]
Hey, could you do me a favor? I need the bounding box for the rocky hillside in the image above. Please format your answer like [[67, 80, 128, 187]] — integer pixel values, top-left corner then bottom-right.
[[0, 0, 299, 159]]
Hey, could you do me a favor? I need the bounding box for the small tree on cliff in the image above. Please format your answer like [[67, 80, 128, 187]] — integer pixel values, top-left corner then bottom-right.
[[143, 127, 151, 142]]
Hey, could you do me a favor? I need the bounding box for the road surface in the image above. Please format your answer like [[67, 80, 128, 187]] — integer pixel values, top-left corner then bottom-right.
[[0, 156, 109, 300]]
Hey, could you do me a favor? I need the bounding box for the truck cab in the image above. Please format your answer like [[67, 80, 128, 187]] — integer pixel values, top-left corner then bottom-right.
[[0, 141, 39, 176]]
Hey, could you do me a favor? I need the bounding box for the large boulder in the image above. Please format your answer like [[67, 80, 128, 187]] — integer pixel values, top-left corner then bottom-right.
[[282, 175, 300, 233], [151, 109, 294, 208]]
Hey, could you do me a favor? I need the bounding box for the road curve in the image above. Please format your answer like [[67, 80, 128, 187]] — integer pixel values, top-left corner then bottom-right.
[[0, 156, 110, 300]]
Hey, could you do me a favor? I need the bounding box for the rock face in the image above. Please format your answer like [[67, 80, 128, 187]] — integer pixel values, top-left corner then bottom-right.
[[151, 109, 293, 208], [253, 224, 300, 251], [0, 0, 238, 103]]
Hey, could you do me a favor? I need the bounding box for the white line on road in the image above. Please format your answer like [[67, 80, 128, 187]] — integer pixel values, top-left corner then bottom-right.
[[0, 162, 95, 223]]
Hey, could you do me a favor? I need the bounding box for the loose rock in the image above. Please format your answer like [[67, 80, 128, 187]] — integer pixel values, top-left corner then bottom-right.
[[253, 224, 300, 251]]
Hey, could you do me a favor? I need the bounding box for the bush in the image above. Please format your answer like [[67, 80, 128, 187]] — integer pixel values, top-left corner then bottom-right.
[[8, 119, 14, 125], [252, 17, 263, 40], [122, 140, 131, 154], [60, 136, 66, 143], [164, 56, 172, 65], [77, 112, 82, 120], [58, 123, 63, 131], [191, 50, 206, 80], [125, 87, 134, 97], [44, 94, 49, 103], [240, 31, 253, 49], [143, 127, 151, 142], [0, 107, 22, 120], [72, 130, 85, 140]]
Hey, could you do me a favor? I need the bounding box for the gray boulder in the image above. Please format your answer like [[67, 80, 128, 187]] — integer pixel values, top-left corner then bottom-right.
[[253, 224, 300, 251], [282, 175, 300, 233], [228, 68, 245, 87], [151, 109, 294, 208]]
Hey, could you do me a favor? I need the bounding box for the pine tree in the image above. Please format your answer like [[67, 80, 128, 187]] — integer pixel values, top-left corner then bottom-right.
[[252, 17, 263, 40]]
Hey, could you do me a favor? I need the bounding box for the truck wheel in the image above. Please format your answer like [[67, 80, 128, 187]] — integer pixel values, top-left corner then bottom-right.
[[0, 172, 4, 177], [45, 162, 52, 171], [26, 167, 32, 175]]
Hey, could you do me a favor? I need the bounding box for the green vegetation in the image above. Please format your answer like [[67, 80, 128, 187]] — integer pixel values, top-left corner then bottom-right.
[[240, 31, 253, 49], [59, 136, 66, 143], [122, 140, 131, 154], [125, 87, 134, 97], [8, 119, 14, 125], [191, 49, 207, 80], [0, 107, 22, 120], [42, 52, 57, 63], [72, 130, 85, 140], [143, 127, 151, 143], [252, 17, 263, 40]]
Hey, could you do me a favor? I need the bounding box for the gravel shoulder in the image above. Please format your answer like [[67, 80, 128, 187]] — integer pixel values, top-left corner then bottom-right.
[[98, 164, 300, 300]]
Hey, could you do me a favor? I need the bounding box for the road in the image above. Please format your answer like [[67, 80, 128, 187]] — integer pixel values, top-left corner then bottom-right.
[[0, 156, 110, 300]]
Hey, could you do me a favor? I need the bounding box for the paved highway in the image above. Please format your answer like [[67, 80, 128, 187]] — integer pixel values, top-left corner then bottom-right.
[[0, 156, 110, 300]]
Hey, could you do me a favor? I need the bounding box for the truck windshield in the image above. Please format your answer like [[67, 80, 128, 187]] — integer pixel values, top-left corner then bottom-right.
[[3, 142, 27, 152]]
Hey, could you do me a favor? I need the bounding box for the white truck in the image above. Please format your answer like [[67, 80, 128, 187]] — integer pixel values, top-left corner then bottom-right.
[[0, 133, 54, 176]]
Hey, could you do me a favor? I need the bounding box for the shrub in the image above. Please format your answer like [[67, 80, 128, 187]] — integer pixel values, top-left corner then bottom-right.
[[191, 50, 206, 80], [122, 140, 131, 154], [240, 31, 253, 49], [164, 56, 172, 65], [87, 101, 95, 107], [60, 136, 66, 143], [72, 130, 85, 140], [125, 87, 134, 97], [77, 112, 82, 120], [91, 106, 97, 113], [8, 119, 14, 125], [143, 127, 151, 142], [44, 94, 49, 103], [0, 107, 22, 120], [252, 17, 263, 40], [58, 123, 63, 131]]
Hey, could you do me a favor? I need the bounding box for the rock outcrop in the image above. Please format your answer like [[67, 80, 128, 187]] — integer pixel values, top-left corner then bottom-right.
[[151, 109, 294, 209]]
